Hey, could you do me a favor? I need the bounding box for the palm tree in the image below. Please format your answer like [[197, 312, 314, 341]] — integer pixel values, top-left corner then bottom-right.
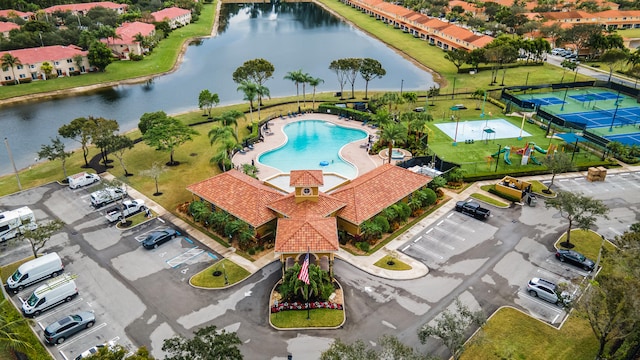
[[208, 126, 238, 171], [0, 299, 33, 355], [283, 69, 304, 113], [255, 84, 270, 121], [1, 53, 21, 85], [380, 122, 407, 164], [308, 76, 324, 109], [237, 80, 257, 120], [300, 72, 312, 109], [213, 110, 244, 140]]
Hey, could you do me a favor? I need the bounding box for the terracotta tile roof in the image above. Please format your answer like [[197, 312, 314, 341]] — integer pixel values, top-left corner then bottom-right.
[[289, 170, 324, 187], [0, 22, 20, 32], [0, 45, 87, 65], [422, 18, 450, 30], [378, 2, 414, 17], [597, 9, 640, 17], [0, 10, 33, 18], [274, 217, 339, 253], [469, 35, 494, 47], [186, 170, 284, 228], [540, 10, 592, 20], [331, 164, 431, 225], [45, 1, 126, 13], [448, 0, 479, 13], [152, 7, 191, 22], [484, 0, 514, 6], [268, 193, 346, 219], [109, 21, 155, 45]]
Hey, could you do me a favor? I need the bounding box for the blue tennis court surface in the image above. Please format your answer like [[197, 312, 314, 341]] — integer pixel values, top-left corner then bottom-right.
[[569, 91, 619, 102], [562, 106, 640, 128], [522, 97, 565, 106], [604, 132, 640, 146]]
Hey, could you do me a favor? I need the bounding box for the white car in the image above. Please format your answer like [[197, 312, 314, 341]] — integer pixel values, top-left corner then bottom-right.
[[75, 340, 117, 359], [68, 172, 100, 189]]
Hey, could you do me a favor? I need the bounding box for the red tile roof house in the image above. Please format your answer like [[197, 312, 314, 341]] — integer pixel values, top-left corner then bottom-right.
[[0, 9, 34, 21], [44, 1, 128, 16], [186, 165, 431, 276], [151, 7, 192, 29], [103, 21, 156, 60], [0, 21, 20, 38], [0, 45, 91, 85]]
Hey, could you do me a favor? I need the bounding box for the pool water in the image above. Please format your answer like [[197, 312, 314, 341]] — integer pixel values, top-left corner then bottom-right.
[[258, 120, 367, 178]]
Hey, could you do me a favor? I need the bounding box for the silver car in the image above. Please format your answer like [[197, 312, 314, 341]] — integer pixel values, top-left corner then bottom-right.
[[526, 277, 559, 304], [44, 311, 96, 345]]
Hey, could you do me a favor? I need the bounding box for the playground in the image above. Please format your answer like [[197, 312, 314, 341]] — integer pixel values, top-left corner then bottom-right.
[[491, 142, 556, 166]]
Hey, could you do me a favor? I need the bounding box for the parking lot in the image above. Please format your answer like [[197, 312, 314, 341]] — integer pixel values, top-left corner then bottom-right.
[[1, 169, 639, 359], [1, 182, 219, 359]]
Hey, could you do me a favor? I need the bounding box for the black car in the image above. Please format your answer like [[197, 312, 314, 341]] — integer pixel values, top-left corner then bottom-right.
[[555, 249, 595, 271], [142, 229, 180, 249]]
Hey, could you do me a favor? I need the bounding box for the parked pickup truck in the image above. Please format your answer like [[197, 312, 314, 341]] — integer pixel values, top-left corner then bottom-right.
[[90, 187, 127, 208], [455, 201, 491, 220], [105, 199, 146, 223]]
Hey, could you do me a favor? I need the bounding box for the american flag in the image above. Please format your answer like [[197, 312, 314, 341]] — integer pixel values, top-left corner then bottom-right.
[[298, 253, 310, 285]]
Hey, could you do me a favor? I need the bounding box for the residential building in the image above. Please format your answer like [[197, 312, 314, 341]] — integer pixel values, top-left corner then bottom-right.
[[44, 1, 128, 16], [0, 45, 91, 84], [0, 9, 33, 21], [341, 0, 493, 51], [539, 10, 640, 29], [0, 21, 20, 38], [151, 7, 192, 29], [104, 21, 156, 59]]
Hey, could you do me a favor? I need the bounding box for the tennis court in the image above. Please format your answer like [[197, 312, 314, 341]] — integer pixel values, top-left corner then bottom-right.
[[511, 88, 640, 146]]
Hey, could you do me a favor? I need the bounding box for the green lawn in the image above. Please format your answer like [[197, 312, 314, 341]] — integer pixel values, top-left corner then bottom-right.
[[189, 259, 251, 288], [555, 229, 616, 261], [373, 255, 412, 270], [270, 308, 344, 328], [469, 193, 509, 207]]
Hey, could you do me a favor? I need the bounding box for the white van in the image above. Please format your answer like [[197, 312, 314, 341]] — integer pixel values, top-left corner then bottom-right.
[[68, 172, 100, 189], [6, 253, 64, 294], [22, 274, 78, 317]]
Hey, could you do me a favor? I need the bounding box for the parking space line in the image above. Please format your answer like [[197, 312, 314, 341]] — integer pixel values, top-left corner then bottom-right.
[[413, 244, 444, 260], [167, 248, 205, 268], [135, 226, 171, 242], [436, 220, 444, 226], [425, 228, 433, 234], [33, 297, 84, 322], [553, 314, 559, 323], [424, 234, 455, 250], [59, 349, 69, 360], [57, 322, 108, 349], [413, 236, 422, 243], [431, 226, 465, 242], [401, 245, 410, 251], [446, 213, 454, 219], [609, 227, 623, 236], [207, 252, 218, 260], [518, 291, 563, 313]]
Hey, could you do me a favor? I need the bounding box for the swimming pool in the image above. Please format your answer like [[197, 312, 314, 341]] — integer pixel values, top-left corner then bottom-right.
[[258, 120, 367, 178]]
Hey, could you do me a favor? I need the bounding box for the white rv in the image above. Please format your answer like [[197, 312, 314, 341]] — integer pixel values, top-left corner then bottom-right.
[[0, 206, 37, 242], [22, 274, 78, 317], [6, 253, 64, 294]]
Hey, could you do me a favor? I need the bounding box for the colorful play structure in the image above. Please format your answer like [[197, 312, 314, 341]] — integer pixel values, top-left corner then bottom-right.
[[491, 142, 557, 166]]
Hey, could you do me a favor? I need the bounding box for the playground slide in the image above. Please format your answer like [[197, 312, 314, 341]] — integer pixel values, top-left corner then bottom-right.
[[530, 155, 542, 165], [504, 147, 512, 165], [491, 147, 508, 157], [533, 144, 547, 154]]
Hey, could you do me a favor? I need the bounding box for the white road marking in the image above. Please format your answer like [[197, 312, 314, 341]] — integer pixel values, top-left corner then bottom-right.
[[424, 234, 455, 250], [402, 245, 410, 251], [446, 212, 454, 218], [413, 236, 422, 243], [425, 228, 433, 234], [609, 227, 623, 236], [381, 320, 397, 329], [553, 314, 559, 323], [413, 243, 444, 260], [244, 291, 252, 297], [57, 322, 108, 349], [436, 220, 444, 226]]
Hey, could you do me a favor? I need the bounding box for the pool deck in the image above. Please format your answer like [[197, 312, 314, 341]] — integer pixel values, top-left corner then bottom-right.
[[232, 113, 387, 181]]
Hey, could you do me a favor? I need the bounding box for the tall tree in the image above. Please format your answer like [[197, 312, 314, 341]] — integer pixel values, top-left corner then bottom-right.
[[140, 161, 167, 196], [59, 117, 93, 168], [359, 58, 386, 100], [540, 151, 575, 191], [213, 110, 244, 140], [0, 299, 33, 357], [255, 84, 270, 121], [232, 58, 274, 106], [87, 40, 113, 72], [540, 22, 564, 49], [418, 298, 486, 360], [308, 76, 324, 109], [1, 53, 21, 84], [283, 69, 305, 113], [162, 325, 242, 360], [86, 117, 120, 166], [108, 135, 134, 176], [563, 24, 602, 60], [142, 112, 198, 166], [545, 191, 609, 246], [208, 126, 237, 172], [600, 48, 629, 82], [198, 89, 219, 118], [37, 137, 72, 179], [236, 81, 257, 121], [443, 49, 468, 72], [329, 58, 349, 100], [344, 57, 362, 99], [19, 219, 65, 258], [321, 335, 434, 360]]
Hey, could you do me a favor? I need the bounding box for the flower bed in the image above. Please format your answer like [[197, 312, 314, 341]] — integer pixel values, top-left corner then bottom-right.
[[270, 301, 343, 313]]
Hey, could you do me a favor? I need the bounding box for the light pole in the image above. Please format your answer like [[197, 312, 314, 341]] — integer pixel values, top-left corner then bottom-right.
[[571, 138, 579, 162], [525, 72, 530, 86], [451, 77, 456, 100], [609, 91, 621, 132], [400, 79, 404, 96], [495, 144, 501, 172], [4, 138, 21, 191]]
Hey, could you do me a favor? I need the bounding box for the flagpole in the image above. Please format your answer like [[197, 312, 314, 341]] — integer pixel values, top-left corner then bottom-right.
[[306, 247, 310, 320]]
